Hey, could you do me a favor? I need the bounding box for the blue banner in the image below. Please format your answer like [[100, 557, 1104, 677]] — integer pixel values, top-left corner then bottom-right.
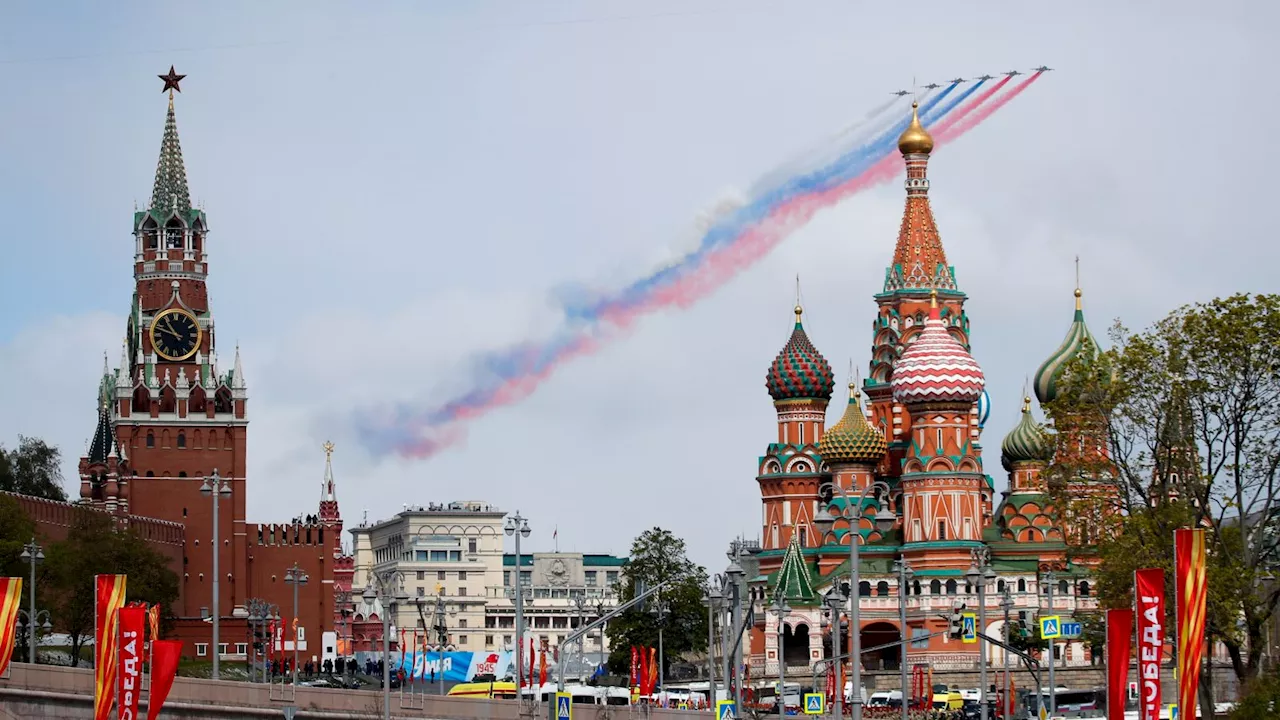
[[397, 650, 515, 683]]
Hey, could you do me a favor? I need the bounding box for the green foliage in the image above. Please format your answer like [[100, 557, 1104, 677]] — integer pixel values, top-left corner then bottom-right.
[[0, 494, 36, 578], [0, 436, 67, 501], [1045, 293, 1280, 684], [1228, 668, 1280, 720], [605, 527, 708, 678], [43, 511, 179, 666]]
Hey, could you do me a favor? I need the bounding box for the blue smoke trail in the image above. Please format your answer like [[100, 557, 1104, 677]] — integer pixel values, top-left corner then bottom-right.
[[584, 82, 961, 318]]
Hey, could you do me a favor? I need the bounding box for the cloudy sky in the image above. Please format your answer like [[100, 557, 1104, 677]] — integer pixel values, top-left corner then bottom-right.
[[1, 1, 1276, 573]]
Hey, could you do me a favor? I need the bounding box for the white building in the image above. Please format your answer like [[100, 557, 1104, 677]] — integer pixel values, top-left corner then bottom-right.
[[350, 501, 626, 668]]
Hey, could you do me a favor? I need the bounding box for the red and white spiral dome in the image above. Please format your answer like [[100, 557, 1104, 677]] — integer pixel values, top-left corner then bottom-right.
[[891, 303, 985, 405]]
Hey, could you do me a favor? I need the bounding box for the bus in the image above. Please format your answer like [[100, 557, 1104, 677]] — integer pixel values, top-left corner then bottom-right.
[[1023, 687, 1106, 718]]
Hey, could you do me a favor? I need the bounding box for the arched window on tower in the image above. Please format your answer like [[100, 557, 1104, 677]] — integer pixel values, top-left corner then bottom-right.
[[929, 580, 941, 595], [913, 579, 921, 596], [1079, 581, 1091, 598], [858, 581, 871, 597], [1059, 580, 1069, 596], [997, 579, 1006, 594], [146, 432, 155, 448], [1017, 578, 1027, 593], [876, 581, 890, 597], [945, 579, 957, 595], [177, 432, 186, 448]]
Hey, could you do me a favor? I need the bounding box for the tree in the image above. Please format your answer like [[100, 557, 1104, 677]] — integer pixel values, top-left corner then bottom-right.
[[606, 527, 708, 679], [0, 494, 36, 578], [0, 436, 68, 501], [1045, 294, 1280, 694], [43, 511, 179, 665]]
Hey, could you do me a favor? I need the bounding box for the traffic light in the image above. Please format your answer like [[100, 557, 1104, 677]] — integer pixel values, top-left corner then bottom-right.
[[948, 603, 967, 638]]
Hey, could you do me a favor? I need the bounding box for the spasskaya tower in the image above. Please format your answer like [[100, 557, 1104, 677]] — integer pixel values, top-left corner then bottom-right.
[[79, 66, 250, 621]]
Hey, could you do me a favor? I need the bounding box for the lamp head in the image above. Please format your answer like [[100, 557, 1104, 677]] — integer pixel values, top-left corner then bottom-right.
[[519, 522, 530, 538], [18, 548, 29, 562], [873, 506, 897, 534], [965, 564, 981, 586], [813, 503, 836, 539], [362, 585, 377, 604], [199, 478, 213, 496], [904, 565, 915, 582]]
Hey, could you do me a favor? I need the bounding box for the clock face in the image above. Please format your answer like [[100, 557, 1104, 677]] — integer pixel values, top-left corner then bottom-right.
[[149, 309, 201, 361]]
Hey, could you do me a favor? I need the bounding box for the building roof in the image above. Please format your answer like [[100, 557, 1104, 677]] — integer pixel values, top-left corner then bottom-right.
[[151, 94, 191, 214], [890, 293, 985, 405], [1001, 397, 1053, 469], [503, 553, 628, 567], [818, 382, 888, 466], [766, 305, 834, 402], [1033, 288, 1099, 404]]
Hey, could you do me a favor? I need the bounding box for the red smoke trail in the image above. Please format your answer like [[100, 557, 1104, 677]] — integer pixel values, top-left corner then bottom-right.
[[935, 72, 1042, 142], [397, 75, 1044, 459], [930, 75, 1012, 137], [643, 78, 1036, 311]]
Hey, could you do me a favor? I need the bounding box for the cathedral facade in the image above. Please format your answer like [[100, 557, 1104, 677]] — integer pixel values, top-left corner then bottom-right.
[[749, 105, 1112, 675], [74, 72, 355, 660]]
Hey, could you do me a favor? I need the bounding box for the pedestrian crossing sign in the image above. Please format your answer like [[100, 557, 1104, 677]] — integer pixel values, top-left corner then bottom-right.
[[1040, 615, 1062, 639], [804, 693, 825, 715], [716, 699, 737, 719], [555, 691, 572, 720], [962, 613, 977, 644]]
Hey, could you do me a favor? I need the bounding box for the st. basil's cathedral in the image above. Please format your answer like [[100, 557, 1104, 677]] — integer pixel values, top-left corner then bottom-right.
[[749, 104, 1113, 675]]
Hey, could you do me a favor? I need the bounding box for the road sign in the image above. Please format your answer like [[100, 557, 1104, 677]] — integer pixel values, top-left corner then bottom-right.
[[1040, 615, 1061, 639], [804, 693, 825, 715], [961, 613, 977, 644], [717, 699, 737, 719], [282, 707, 298, 720], [554, 691, 572, 720], [1170, 704, 1178, 720], [1060, 621, 1083, 638]]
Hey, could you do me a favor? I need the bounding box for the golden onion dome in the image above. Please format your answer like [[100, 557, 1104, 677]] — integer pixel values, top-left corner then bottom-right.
[[818, 382, 888, 466], [897, 102, 934, 155]]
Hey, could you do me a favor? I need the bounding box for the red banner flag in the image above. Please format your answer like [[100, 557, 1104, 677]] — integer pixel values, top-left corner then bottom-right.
[[538, 648, 548, 686], [1176, 528, 1208, 719], [147, 639, 182, 720], [648, 646, 658, 691], [95, 574, 127, 720], [1106, 609, 1134, 720], [117, 605, 145, 720], [1135, 568, 1165, 720], [146, 604, 160, 642], [630, 646, 638, 690], [528, 638, 535, 688], [0, 578, 22, 675]]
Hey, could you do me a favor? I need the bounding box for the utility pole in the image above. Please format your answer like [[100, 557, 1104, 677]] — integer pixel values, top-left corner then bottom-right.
[[1045, 570, 1056, 716], [1000, 585, 1013, 718]]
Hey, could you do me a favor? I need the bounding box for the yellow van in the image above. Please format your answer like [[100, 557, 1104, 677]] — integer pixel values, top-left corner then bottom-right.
[[447, 680, 518, 699], [932, 691, 963, 711]]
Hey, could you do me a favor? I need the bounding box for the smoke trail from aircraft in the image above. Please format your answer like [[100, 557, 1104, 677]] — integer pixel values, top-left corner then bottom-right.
[[358, 76, 1043, 459], [937, 71, 1042, 140]]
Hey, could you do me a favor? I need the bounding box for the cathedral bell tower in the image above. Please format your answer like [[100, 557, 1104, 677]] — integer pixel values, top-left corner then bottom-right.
[[78, 67, 250, 619]]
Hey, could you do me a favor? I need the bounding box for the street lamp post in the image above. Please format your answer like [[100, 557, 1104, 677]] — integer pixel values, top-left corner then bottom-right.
[[652, 596, 669, 696], [199, 469, 232, 680], [572, 595, 586, 682], [704, 577, 726, 702], [364, 570, 409, 720], [1000, 584, 1014, 718], [894, 557, 914, 720], [725, 545, 747, 711], [824, 586, 845, 720], [245, 598, 278, 683], [284, 563, 309, 685], [966, 548, 996, 720], [814, 479, 897, 720], [17, 538, 45, 664], [1044, 570, 1057, 716], [504, 512, 531, 691], [426, 593, 456, 695], [769, 593, 791, 716]]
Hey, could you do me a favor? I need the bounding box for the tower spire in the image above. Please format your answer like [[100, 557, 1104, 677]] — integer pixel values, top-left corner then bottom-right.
[[322, 440, 337, 502], [885, 102, 952, 292], [151, 68, 191, 213]]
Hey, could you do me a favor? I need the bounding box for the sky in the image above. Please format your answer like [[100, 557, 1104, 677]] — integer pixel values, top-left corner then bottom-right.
[[1, 1, 1277, 574]]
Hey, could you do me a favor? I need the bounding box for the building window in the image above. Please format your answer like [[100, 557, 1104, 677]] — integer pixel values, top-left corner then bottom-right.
[[521, 571, 532, 587], [911, 628, 929, 649], [218, 643, 228, 656], [458, 571, 467, 581], [798, 527, 807, 547], [858, 581, 871, 597], [458, 635, 467, 645], [945, 580, 957, 595], [1079, 581, 1091, 598], [485, 635, 494, 646], [417, 587, 425, 597], [196, 643, 208, 657], [468, 538, 478, 553], [936, 428, 943, 450], [553, 617, 568, 629], [504, 571, 511, 586], [997, 580, 1006, 593], [485, 617, 496, 629], [876, 581, 890, 597], [438, 571, 445, 581], [458, 587, 467, 596], [459, 619, 467, 629], [912, 580, 921, 595], [930, 580, 941, 594], [606, 571, 618, 585], [585, 571, 597, 587], [235, 643, 247, 655], [176, 432, 186, 448], [147, 432, 155, 448], [937, 520, 946, 540], [1017, 578, 1027, 593], [417, 571, 425, 580], [503, 635, 512, 645]]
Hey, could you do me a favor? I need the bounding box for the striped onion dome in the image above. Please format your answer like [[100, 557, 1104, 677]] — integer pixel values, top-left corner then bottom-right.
[[819, 382, 888, 465], [891, 294, 985, 405], [977, 389, 992, 428], [766, 305, 835, 402], [1033, 289, 1099, 404], [1001, 396, 1053, 469]]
